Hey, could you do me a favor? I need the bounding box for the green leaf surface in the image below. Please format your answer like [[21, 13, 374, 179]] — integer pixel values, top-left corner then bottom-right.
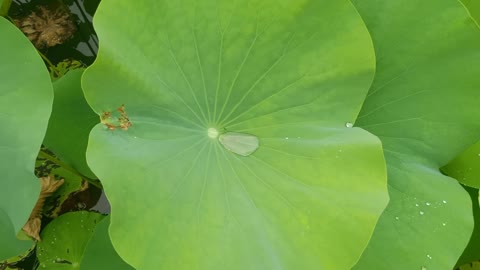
[[351, 0, 480, 269], [43, 69, 97, 180], [0, 17, 53, 259], [37, 211, 104, 269], [81, 216, 134, 270], [462, 0, 480, 25], [82, 0, 388, 269], [442, 141, 480, 189], [456, 187, 480, 267], [0, 0, 10, 17], [0, 211, 31, 260]]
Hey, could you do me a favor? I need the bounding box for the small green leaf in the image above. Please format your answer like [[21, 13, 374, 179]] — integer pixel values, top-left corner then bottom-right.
[[37, 211, 105, 270]]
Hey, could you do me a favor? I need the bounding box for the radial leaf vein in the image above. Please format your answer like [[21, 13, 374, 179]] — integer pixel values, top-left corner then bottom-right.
[[220, 53, 287, 126], [168, 141, 209, 201], [133, 46, 206, 125], [251, 155, 317, 189], [196, 143, 213, 226], [234, 154, 299, 212], [358, 90, 431, 120], [221, 149, 260, 212], [152, 105, 206, 130], [221, 73, 308, 127], [216, 32, 260, 122], [226, 94, 323, 129], [165, 31, 209, 125], [191, 9, 211, 123]]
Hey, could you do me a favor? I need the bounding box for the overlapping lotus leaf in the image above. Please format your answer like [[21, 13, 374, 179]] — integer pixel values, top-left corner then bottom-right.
[[351, 0, 480, 269]]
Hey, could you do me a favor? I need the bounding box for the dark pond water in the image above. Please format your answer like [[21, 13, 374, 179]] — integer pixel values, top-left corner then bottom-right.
[[9, 0, 100, 65]]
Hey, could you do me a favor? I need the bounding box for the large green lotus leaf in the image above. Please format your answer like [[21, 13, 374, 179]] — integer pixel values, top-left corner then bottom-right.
[[442, 141, 480, 189], [351, 0, 480, 269], [82, 0, 388, 269], [43, 69, 97, 180], [81, 216, 134, 270], [0, 17, 53, 258], [36, 211, 104, 269]]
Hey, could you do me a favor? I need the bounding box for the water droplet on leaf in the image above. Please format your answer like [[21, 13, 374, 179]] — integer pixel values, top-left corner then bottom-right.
[[419, 211, 424, 215], [219, 132, 259, 157], [345, 122, 353, 128]]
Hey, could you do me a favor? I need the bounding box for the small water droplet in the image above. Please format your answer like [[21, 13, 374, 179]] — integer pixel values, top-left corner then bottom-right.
[[133, 136, 137, 139], [419, 211, 424, 215], [442, 200, 447, 204], [427, 254, 432, 259], [422, 266, 427, 270], [442, 223, 446, 226], [395, 216, 399, 220], [425, 202, 430, 206], [345, 122, 353, 128], [415, 203, 419, 207], [219, 132, 259, 156], [285, 137, 289, 140]]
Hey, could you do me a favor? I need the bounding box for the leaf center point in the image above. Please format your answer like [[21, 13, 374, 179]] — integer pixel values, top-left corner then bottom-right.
[[207, 128, 219, 139]]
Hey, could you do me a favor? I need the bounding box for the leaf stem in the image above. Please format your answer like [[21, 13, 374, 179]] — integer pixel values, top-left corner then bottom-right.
[[0, 0, 12, 17], [38, 150, 102, 189]]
